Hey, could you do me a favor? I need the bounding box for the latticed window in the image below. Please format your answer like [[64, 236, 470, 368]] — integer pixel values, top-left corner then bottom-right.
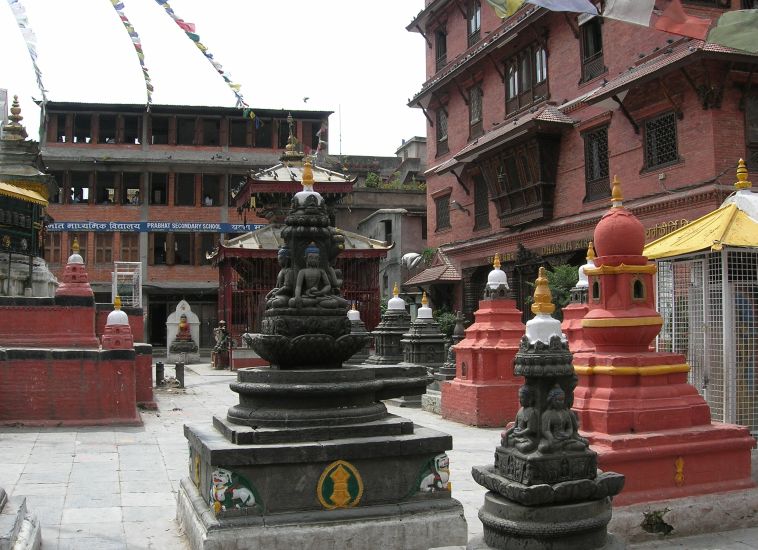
[[435, 29, 447, 71], [505, 44, 549, 115], [435, 195, 451, 231], [44, 232, 62, 265], [469, 85, 483, 138], [644, 112, 679, 169], [583, 126, 610, 201], [95, 232, 113, 265], [467, 1, 481, 47], [473, 175, 490, 230], [580, 19, 606, 83], [436, 108, 448, 155], [121, 233, 140, 262]]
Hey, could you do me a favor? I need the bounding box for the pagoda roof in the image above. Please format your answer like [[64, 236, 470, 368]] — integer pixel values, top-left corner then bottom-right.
[[209, 223, 391, 264]]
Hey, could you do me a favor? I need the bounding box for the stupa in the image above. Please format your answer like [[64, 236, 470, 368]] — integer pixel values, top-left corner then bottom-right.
[[561, 243, 596, 354], [178, 158, 467, 549], [365, 283, 411, 365], [572, 176, 755, 505]]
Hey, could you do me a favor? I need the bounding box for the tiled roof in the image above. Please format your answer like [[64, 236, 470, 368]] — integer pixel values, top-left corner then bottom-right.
[[403, 252, 461, 285]]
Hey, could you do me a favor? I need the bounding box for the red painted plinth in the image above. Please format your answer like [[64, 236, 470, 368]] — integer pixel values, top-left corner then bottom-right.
[[574, 350, 755, 505], [561, 302, 594, 354], [0, 351, 141, 426], [0, 305, 99, 348], [134, 345, 156, 409], [441, 299, 524, 427]]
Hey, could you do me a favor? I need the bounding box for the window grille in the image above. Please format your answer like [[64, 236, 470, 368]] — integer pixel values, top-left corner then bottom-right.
[[535, 46, 547, 84], [473, 175, 490, 230], [112, 261, 142, 308], [435, 195, 451, 231], [436, 109, 449, 155], [469, 85, 483, 134], [505, 43, 548, 115], [580, 19, 605, 83], [583, 126, 609, 200], [656, 249, 758, 434], [95, 232, 113, 265], [467, 1, 481, 47], [644, 112, 679, 169]]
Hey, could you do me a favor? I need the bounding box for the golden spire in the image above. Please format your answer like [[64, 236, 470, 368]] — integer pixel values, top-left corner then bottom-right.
[[114, 295, 122, 310], [393, 283, 399, 297], [531, 266, 555, 316], [302, 158, 315, 192], [2, 95, 26, 141], [611, 175, 624, 207], [421, 291, 428, 306], [735, 158, 752, 191], [72, 237, 80, 254], [285, 113, 296, 155], [586, 242, 596, 261], [493, 253, 501, 270], [351, 302, 357, 311]]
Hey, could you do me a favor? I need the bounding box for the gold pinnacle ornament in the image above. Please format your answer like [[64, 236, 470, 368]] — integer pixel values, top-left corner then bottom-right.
[[114, 295, 122, 310], [422, 291, 428, 306], [586, 242, 596, 261], [611, 175, 624, 208], [493, 253, 501, 269], [72, 237, 80, 254], [735, 158, 752, 191], [531, 266, 555, 316], [393, 283, 399, 297]]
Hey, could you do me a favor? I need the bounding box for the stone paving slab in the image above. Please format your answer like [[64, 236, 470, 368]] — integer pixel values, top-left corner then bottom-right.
[[0, 360, 756, 549]]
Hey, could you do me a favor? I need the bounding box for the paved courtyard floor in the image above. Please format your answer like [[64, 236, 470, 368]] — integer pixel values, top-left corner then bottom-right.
[[1, 361, 757, 549]]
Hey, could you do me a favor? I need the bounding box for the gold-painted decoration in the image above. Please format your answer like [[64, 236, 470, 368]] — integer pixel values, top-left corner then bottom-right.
[[393, 282, 400, 297], [584, 263, 657, 276], [734, 158, 752, 191], [72, 237, 80, 254], [582, 316, 663, 328], [611, 175, 624, 207], [114, 295, 122, 310], [317, 460, 364, 510], [493, 253, 501, 269], [674, 457, 685, 487], [531, 266, 555, 316], [193, 453, 201, 487], [586, 242, 596, 261], [573, 364, 690, 376], [421, 291, 428, 306]]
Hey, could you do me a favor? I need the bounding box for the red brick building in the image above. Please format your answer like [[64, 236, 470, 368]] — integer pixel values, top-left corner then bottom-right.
[[40, 102, 329, 345], [408, 1, 758, 319]]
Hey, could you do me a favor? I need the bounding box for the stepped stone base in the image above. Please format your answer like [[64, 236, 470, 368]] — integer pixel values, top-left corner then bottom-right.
[[0, 490, 41, 550], [422, 390, 441, 414]]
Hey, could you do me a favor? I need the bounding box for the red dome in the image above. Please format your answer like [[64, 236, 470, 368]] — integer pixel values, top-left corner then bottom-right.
[[593, 207, 646, 257]]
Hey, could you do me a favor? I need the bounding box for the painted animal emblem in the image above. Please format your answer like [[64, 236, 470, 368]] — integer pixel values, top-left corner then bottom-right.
[[419, 453, 450, 492], [210, 468, 257, 513]]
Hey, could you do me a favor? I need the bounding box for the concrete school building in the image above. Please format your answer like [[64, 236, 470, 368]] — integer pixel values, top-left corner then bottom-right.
[[407, 0, 758, 320]]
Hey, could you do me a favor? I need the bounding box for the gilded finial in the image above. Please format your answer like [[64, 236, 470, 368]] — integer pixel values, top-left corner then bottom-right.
[[531, 266, 555, 316], [285, 113, 296, 154], [493, 253, 501, 270], [302, 158, 314, 191], [72, 237, 80, 254], [351, 302, 357, 311], [735, 159, 752, 191], [114, 295, 122, 310], [586, 242, 596, 261], [611, 175, 624, 207], [421, 291, 428, 306], [393, 283, 399, 298]]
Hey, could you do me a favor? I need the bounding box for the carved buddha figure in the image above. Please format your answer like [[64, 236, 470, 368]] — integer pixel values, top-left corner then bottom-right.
[[289, 244, 340, 309], [266, 247, 295, 309], [503, 385, 538, 453], [176, 314, 192, 341], [538, 385, 589, 454]]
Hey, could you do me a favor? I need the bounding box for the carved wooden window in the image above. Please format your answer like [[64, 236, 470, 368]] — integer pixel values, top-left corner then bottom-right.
[[583, 125, 610, 201], [505, 44, 549, 115], [44, 232, 62, 265], [436, 108, 449, 156], [435, 29, 447, 71], [120, 233, 140, 263], [95, 232, 113, 265], [643, 111, 679, 169], [469, 84, 483, 139], [746, 94, 758, 171], [580, 18, 606, 83], [473, 174, 490, 230], [467, 1, 481, 47], [435, 194, 451, 231]]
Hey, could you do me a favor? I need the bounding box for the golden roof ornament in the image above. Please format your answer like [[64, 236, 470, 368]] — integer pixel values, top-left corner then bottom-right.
[[611, 175, 624, 208], [114, 295, 122, 310], [735, 158, 752, 191], [72, 237, 80, 254], [2, 95, 27, 141], [586, 242, 596, 261], [531, 266, 555, 316], [421, 291, 428, 306], [302, 158, 315, 192], [493, 253, 501, 270], [393, 282, 399, 297]]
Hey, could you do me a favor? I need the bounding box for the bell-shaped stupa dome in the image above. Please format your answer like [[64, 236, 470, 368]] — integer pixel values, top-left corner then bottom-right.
[[593, 176, 645, 258]]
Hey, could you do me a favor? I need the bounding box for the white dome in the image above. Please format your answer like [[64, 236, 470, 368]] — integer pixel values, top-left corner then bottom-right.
[[67, 252, 84, 265], [487, 267, 509, 289], [347, 308, 361, 321], [388, 295, 406, 310], [576, 259, 594, 289], [525, 313, 565, 345], [417, 305, 433, 319], [293, 189, 325, 205], [106, 309, 129, 326]]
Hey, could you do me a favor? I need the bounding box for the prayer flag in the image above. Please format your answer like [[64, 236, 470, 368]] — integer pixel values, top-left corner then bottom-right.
[[707, 10, 758, 54], [654, 0, 711, 40], [602, 0, 655, 26], [485, 0, 524, 18], [529, 0, 597, 15]]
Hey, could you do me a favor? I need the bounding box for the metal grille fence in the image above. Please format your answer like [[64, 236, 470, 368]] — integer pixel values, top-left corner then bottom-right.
[[656, 249, 758, 433]]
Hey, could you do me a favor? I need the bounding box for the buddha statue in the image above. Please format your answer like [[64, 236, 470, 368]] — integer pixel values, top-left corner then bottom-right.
[[266, 247, 295, 309], [503, 385, 539, 453], [538, 385, 589, 454], [289, 244, 342, 309]]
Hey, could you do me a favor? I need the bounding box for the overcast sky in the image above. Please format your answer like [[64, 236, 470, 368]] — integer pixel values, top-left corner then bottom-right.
[[1, 0, 427, 156]]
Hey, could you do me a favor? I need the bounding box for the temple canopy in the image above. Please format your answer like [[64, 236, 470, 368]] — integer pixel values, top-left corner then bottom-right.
[[644, 162, 758, 259]]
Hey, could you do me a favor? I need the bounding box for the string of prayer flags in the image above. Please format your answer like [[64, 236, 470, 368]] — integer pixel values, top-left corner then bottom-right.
[[154, 0, 247, 107], [602, 0, 655, 26], [486, 0, 597, 18], [5, 0, 47, 104], [653, 0, 711, 40], [108, 0, 153, 105], [707, 9, 758, 54]]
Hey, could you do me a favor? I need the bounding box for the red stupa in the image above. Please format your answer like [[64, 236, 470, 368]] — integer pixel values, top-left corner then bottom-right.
[[572, 176, 755, 505]]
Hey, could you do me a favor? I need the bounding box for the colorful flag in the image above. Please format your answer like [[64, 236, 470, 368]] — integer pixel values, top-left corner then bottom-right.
[[5, 0, 47, 104], [654, 0, 711, 40], [530, 0, 597, 15], [485, 0, 524, 18], [602, 0, 655, 26], [707, 9, 758, 54], [108, 0, 153, 105]]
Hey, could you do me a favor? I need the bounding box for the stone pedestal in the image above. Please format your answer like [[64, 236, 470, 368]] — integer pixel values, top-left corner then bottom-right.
[[134, 343, 156, 409], [344, 315, 372, 366], [393, 315, 445, 410], [441, 299, 524, 427], [178, 365, 468, 550]]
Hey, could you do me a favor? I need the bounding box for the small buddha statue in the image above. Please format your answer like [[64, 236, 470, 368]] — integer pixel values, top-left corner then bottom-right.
[[538, 385, 589, 454], [289, 244, 341, 309], [175, 314, 192, 341], [503, 385, 539, 453], [266, 247, 295, 309]]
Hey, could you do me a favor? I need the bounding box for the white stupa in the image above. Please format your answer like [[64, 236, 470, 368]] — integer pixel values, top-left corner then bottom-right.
[[524, 267, 566, 345]]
